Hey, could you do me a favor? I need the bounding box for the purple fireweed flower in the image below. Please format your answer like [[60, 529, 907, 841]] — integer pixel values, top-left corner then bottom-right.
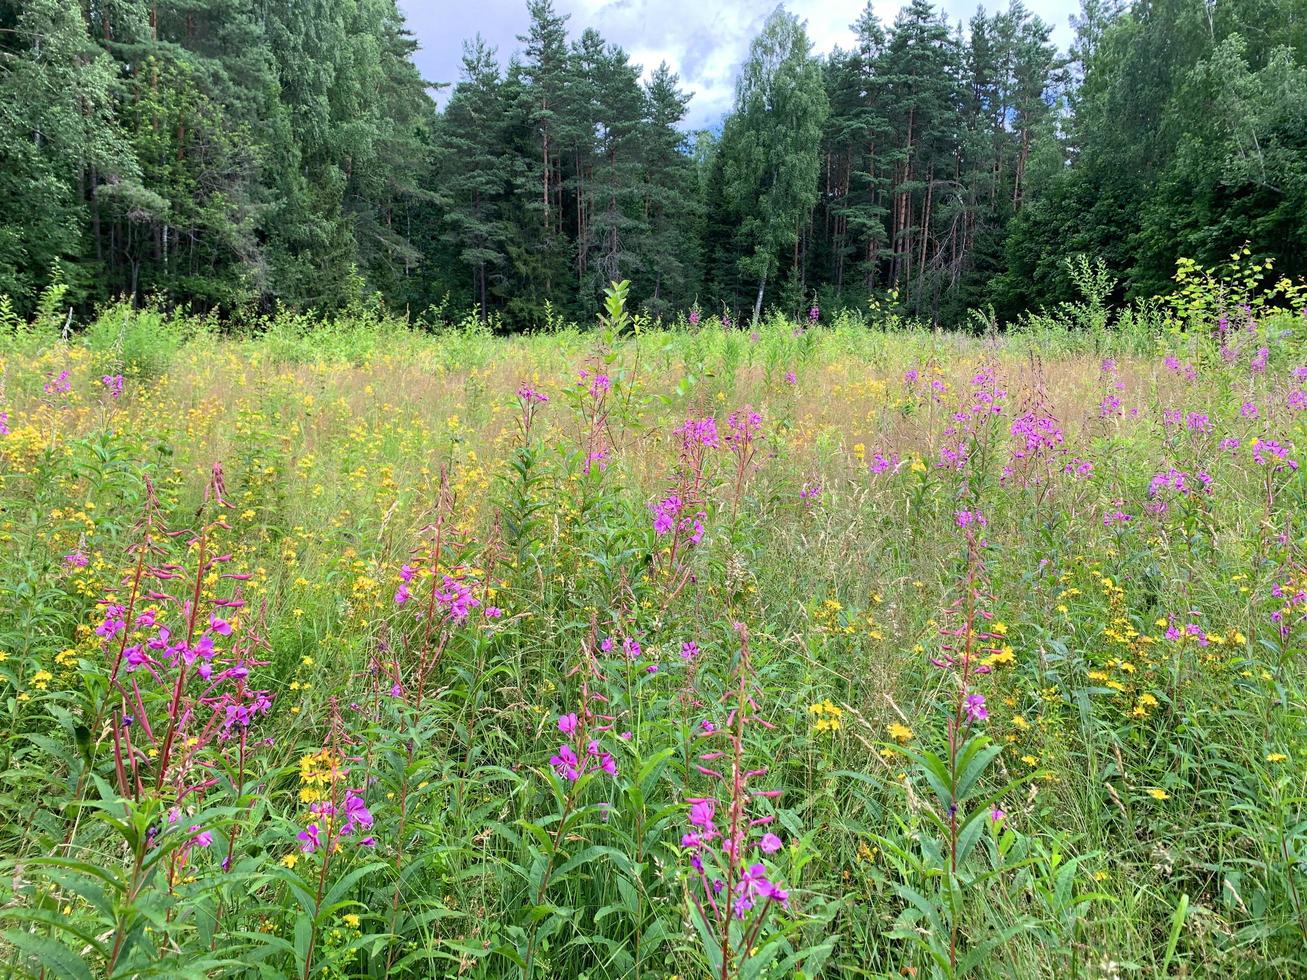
[[1010, 412, 1064, 455], [101, 374, 124, 399], [759, 832, 783, 854], [652, 494, 682, 535], [869, 450, 899, 474], [550, 743, 580, 781], [516, 382, 549, 404], [675, 416, 720, 449], [340, 791, 373, 835], [1252, 439, 1298, 472], [44, 370, 71, 395], [298, 823, 321, 853], [964, 693, 988, 723], [680, 641, 699, 661], [689, 798, 715, 829], [558, 713, 578, 737], [434, 575, 480, 622]]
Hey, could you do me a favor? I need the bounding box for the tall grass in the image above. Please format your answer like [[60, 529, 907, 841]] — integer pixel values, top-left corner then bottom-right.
[[0, 282, 1303, 978]]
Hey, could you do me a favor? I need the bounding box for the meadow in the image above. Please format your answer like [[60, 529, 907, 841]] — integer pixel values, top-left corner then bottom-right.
[[0, 276, 1304, 978]]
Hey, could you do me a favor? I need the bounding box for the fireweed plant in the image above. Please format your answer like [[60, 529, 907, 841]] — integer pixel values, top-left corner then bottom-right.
[[0, 261, 1304, 977], [680, 624, 814, 978]]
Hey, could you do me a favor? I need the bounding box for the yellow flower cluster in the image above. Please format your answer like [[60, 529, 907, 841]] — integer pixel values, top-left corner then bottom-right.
[[808, 699, 843, 733], [298, 749, 341, 803]]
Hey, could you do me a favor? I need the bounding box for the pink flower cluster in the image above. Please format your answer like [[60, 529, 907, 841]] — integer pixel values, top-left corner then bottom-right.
[[650, 493, 705, 544], [682, 797, 788, 919], [299, 790, 376, 852], [549, 711, 618, 781]]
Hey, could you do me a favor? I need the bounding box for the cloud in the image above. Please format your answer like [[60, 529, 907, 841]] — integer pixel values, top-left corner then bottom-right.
[[399, 0, 1078, 130]]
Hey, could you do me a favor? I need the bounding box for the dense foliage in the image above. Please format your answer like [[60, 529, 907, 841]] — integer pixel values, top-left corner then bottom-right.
[[2, 0, 1306, 325], [0, 267, 1303, 976]]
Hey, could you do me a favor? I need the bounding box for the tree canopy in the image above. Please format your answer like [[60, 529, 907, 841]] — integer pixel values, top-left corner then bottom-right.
[[1, 0, 1304, 325]]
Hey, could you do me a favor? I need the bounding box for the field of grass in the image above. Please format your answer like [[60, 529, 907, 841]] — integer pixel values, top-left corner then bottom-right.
[[0, 295, 1304, 978]]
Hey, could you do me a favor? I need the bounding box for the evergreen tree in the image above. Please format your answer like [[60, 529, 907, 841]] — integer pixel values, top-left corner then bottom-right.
[[639, 63, 701, 316], [0, 0, 140, 307], [437, 38, 511, 320]]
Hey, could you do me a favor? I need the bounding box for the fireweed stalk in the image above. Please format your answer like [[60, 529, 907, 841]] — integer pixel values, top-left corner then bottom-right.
[[651, 415, 716, 609], [62, 476, 168, 841], [386, 473, 484, 962], [929, 516, 1004, 973], [576, 363, 615, 475], [391, 472, 479, 706], [681, 624, 791, 980], [938, 358, 1008, 476], [80, 465, 277, 950], [523, 623, 620, 977], [516, 380, 550, 440], [724, 408, 763, 519], [296, 698, 376, 980], [101, 466, 272, 807]]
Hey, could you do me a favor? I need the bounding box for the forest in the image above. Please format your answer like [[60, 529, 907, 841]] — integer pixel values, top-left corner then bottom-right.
[[2, 0, 1305, 327]]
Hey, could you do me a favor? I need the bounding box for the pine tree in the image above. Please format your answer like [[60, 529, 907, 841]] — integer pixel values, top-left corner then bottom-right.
[[437, 38, 511, 320], [878, 0, 964, 314], [638, 63, 701, 316], [512, 0, 573, 309]]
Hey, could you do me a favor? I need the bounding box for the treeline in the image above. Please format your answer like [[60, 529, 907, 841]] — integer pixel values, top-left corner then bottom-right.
[[1, 0, 432, 312], [2, 1, 1305, 326]]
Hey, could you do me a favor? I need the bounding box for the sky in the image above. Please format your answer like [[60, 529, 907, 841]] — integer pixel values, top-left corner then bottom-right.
[[398, 0, 1080, 130]]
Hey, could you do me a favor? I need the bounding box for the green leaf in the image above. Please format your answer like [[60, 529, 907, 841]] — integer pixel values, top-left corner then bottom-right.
[[3, 929, 95, 980], [1161, 892, 1189, 972]]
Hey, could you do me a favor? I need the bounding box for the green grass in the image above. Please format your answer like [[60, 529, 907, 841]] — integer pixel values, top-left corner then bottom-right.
[[0, 297, 1303, 978]]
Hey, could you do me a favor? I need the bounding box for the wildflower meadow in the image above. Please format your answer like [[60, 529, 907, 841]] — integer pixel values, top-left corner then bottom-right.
[[0, 269, 1304, 978]]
